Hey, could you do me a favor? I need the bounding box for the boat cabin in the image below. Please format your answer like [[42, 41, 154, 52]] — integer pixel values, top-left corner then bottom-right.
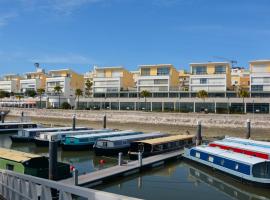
[[0, 122, 37, 132]]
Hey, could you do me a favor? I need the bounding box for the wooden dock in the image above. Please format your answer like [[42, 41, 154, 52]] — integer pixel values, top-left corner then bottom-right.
[[61, 150, 184, 187]]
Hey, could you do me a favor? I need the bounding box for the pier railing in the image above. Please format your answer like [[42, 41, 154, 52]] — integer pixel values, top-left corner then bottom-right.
[[0, 169, 139, 200]]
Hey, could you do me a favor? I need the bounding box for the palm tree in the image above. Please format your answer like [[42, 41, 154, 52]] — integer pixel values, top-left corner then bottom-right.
[[85, 79, 93, 97], [140, 90, 151, 111], [75, 89, 83, 109], [37, 88, 45, 109], [54, 85, 62, 108], [238, 88, 249, 114], [196, 90, 208, 101]]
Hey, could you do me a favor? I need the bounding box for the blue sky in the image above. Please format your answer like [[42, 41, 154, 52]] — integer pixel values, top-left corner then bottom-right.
[[0, 0, 270, 75]]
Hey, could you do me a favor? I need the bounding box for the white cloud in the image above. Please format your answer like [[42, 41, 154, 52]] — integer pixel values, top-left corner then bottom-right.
[[0, 13, 17, 27]]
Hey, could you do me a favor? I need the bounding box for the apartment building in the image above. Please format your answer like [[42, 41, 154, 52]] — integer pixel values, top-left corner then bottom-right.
[[231, 67, 250, 90], [137, 64, 179, 92], [46, 69, 84, 97], [130, 70, 140, 88], [20, 68, 47, 93], [179, 70, 190, 91], [0, 74, 21, 93], [92, 66, 134, 93], [250, 60, 270, 92], [189, 62, 231, 92]]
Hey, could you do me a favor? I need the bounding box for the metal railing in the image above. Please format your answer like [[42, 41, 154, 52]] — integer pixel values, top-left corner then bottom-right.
[[0, 169, 140, 200]]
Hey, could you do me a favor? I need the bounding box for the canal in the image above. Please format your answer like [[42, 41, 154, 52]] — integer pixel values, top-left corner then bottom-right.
[[1, 131, 270, 200]]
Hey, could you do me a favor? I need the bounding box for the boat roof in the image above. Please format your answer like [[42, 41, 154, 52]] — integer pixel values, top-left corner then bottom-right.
[[194, 146, 266, 165], [135, 135, 194, 145], [0, 122, 36, 125], [22, 127, 86, 132], [41, 129, 111, 136], [224, 137, 270, 148], [98, 132, 167, 142], [0, 148, 41, 163], [69, 130, 140, 139], [211, 140, 270, 154]]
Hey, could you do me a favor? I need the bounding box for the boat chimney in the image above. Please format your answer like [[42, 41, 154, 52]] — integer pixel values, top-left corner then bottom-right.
[[103, 114, 107, 129], [49, 138, 58, 180], [72, 114, 76, 131], [246, 119, 251, 139], [196, 120, 202, 146]]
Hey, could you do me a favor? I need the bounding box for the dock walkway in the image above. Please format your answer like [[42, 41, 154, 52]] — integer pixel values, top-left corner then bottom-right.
[[61, 150, 184, 187]]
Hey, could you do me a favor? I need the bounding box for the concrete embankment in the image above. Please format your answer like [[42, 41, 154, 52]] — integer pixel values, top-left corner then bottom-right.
[[6, 108, 270, 129]]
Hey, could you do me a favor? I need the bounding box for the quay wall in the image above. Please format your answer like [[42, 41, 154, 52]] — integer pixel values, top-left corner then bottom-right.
[[6, 108, 270, 129]]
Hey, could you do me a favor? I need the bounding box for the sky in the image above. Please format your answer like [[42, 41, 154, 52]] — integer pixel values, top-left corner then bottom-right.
[[0, 0, 270, 75]]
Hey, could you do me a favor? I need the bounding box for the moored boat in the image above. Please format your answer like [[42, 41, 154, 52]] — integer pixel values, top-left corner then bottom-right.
[[129, 134, 194, 160], [93, 132, 167, 156], [10, 126, 88, 142], [223, 137, 270, 149], [0, 147, 71, 180], [62, 130, 143, 151], [184, 145, 270, 187], [34, 129, 112, 147], [0, 122, 38, 133]]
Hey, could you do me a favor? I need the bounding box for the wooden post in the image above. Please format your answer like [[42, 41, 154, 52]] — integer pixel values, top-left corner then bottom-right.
[[103, 114, 107, 129], [72, 114, 76, 131], [246, 119, 251, 139], [73, 168, 78, 186], [1, 112, 4, 123], [49, 140, 58, 180], [196, 120, 202, 146]]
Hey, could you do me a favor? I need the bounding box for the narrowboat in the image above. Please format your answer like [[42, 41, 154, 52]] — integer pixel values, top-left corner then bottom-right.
[[0, 147, 71, 180], [209, 140, 270, 159], [10, 127, 88, 142], [34, 129, 112, 147], [0, 122, 37, 133], [129, 134, 194, 160], [93, 132, 167, 156], [62, 130, 143, 151], [223, 137, 270, 149], [184, 145, 270, 187]]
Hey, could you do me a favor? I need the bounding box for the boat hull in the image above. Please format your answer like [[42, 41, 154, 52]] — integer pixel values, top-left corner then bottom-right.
[[35, 139, 61, 147], [94, 146, 129, 156], [61, 144, 94, 151], [10, 136, 34, 142]]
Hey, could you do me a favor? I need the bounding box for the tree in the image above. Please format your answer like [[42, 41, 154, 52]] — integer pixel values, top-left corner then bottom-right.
[[75, 89, 83, 109], [196, 90, 208, 101], [140, 90, 151, 111], [37, 88, 45, 109], [85, 80, 93, 97], [24, 90, 36, 98], [61, 102, 71, 109], [54, 86, 62, 108], [238, 88, 249, 114]]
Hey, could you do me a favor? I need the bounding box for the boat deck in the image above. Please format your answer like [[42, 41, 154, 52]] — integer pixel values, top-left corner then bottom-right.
[[61, 150, 184, 187]]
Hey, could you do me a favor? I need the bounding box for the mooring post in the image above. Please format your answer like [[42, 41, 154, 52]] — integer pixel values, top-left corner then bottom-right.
[[103, 114, 107, 129], [21, 112, 24, 122], [138, 152, 142, 167], [246, 119, 251, 139], [49, 139, 58, 180], [73, 168, 78, 186], [72, 114, 76, 131], [118, 152, 123, 166], [1, 111, 4, 123], [196, 120, 202, 146]]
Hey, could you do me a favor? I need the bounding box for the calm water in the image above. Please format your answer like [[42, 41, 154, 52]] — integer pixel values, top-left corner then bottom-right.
[[1, 132, 269, 200]]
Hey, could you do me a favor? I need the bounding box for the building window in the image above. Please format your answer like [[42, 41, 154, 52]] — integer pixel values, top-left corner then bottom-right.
[[251, 85, 263, 92], [215, 65, 226, 74], [157, 67, 170, 76], [192, 66, 207, 75], [200, 78, 207, 84], [141, 68, 150, 76]]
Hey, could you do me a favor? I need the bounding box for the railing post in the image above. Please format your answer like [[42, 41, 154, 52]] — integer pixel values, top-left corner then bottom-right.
[[138, 152, 142, 167], [49, 140, 58, 180], [103, 114, 107, 129], [246, 119, 251, 139], [196, 120, 202, 146], [118, 152, 123, 166], [73, 168, 78, 186], [72, 114, 76, 131]]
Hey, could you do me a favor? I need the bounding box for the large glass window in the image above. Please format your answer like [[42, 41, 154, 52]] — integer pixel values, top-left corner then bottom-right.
[[141, 68, 150, 76], [253, 162, 270, 178], [192, 66, 207, 75], [157, 67, 170, 76], [215, 65, 226, 74], [200, 78, 207, 84], [251, 85, 263, 91]]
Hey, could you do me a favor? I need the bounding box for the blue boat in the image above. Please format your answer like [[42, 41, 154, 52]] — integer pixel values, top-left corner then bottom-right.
[[62, 130, 143, 151], [184, 145, 270, 187], [223, 137, 270, 149], [93, 132, 167, 156], [10, 127, 88, 142]]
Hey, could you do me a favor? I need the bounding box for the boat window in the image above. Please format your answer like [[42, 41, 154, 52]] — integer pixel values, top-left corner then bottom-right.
[[252, 162, 270, 178], [195, 152, 200, 158], [221, 159, 225, 166], [79, 138, 89, 143], [235, 164, 239, 170], [208, 156, 214, 162], [6, 164, 14, 171], [138, 144, 144, 152], [102, 142, 107, 147]]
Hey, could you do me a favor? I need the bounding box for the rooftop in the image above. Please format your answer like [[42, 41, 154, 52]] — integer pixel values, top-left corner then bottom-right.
[[0, 147, 41, 163], [135, 134, 194, 145]]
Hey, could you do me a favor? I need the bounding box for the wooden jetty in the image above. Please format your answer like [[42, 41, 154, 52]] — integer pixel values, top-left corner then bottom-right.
[[61, 150, 184, 187]]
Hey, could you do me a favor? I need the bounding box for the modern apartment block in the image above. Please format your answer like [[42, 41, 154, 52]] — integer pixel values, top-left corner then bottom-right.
[[179, 70, 190, 91], [249, 60, 270, 92], [0, 74, 21, 93], [46, 69, 84, 97], [92, 66, 134, 93], [189, 62, 231, 92], [231, 67, 250, 90], [20, 68, 47, 93], [137, 64, 179, 92]]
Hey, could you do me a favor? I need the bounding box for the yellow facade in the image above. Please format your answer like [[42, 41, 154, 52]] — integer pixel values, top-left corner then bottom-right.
[[4, 74, 21, 92], [178, 70, 190, 91], [25, 72, 47, 89], [249, 60, 270, 73]]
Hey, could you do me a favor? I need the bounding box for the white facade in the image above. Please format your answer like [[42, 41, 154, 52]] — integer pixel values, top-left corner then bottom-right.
[[250, 61, 270, 92], [93, 77, 122, 93], [0, 80, 17, 93], [46, 77, 72, 97], [137, 75, 170, 92], [20, 79, 41, 92]]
